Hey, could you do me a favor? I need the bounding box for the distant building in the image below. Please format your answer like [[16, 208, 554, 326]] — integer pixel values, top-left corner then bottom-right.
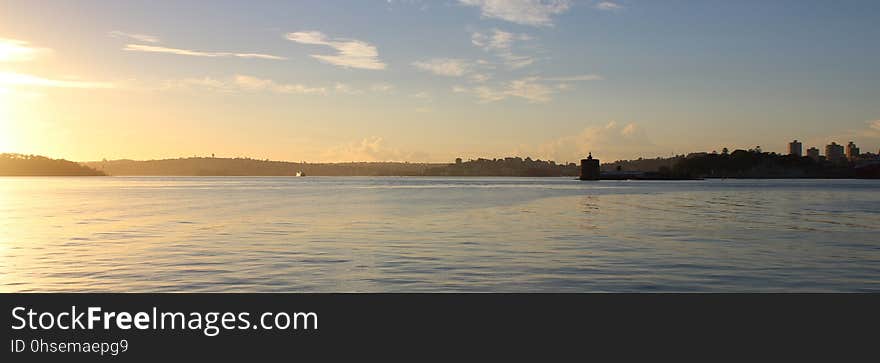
[[788, 140, 802, 157], [579, 153, 600, 180], [806, 147, 820, 161], [826, 142, 845, 163], [846, 142, 860, 160]]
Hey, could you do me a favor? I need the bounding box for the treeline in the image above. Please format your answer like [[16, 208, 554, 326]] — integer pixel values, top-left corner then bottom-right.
[[84, 156, 582, 177], [601, 156, 684, 173], [85, 157, 438, 176], [19, 152, 877, 178], [0, 153, 105, 176], [424, 157, 579, 177], [597, 150, 879, 178], [663, 150, 865, 178]]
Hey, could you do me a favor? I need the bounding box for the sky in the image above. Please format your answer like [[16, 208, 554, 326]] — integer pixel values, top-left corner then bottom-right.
[[1, 0, 879, 163]]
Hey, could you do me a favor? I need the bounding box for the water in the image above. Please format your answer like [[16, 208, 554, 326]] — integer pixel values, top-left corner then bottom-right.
[[1, 177, 878, 292]]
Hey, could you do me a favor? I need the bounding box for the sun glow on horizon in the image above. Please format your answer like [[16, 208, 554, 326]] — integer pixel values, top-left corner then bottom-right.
[[0, 89, 18, 152], [0, 38, 43, 62]]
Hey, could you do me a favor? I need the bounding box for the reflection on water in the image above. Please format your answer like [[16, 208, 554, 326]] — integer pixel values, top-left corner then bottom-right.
[[1, 177, 878, 292]]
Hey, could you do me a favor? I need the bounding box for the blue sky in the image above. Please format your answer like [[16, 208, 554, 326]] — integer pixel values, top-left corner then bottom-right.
[[1, 0, 878, 162]]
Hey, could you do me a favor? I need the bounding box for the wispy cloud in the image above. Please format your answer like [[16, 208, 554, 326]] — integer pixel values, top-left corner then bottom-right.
[[412, 58, 502, 83], [505, 77, 554, 102], [412, 58, 470, 77], [162, 75, 327, 95], [285, 31, 386, 70], [471, 29, 530, 51], [233, 75, 326, 94], [161, 75, 391, 96], [0, 38, 112, 90], [321, 137, 428, 162], [459, 0, 572, 27], [809, 120, 880, 149], [471, 29, 535, 69], [455, 77, 553, 103], [0, 38, 51, 62], [855, 120, 880, 140], [123, 44, 285, 60], [0, 72, 113, 89], [595, 1, 624, 11], [162, 77, 231, 91], [109, 31, 161, 43], [518, 121, 660, 163], [454, 74, 601, 103]]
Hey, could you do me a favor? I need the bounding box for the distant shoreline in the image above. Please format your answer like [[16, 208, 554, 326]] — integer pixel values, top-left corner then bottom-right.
[[4, 175, 880, 181], [4, 152, 879, 178]]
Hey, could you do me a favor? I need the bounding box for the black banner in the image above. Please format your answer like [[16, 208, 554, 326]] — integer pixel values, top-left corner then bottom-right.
[[2, 294, 877, 361]]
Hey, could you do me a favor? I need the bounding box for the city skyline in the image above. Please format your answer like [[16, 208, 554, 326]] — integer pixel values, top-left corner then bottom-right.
[[1, 0, 880, 163]]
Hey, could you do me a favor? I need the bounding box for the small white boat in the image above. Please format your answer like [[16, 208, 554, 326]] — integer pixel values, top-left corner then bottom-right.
[[295, 171, 305, 177]]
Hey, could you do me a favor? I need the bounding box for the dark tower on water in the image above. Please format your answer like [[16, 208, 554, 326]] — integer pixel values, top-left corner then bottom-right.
[[580, 153, 600, 180]]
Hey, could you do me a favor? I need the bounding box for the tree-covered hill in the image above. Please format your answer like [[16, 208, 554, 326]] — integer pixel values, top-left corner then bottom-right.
[[0, 154, 105, 176]]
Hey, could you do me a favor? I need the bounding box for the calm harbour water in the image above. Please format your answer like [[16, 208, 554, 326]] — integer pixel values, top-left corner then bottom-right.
[[1, 177, 878, 292]]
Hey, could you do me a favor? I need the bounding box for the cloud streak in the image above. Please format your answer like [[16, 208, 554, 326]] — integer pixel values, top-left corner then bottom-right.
[[162, 75, 326, 95], [455, 77, 553, 103], [286, 31, 386, 70], [0, 38, 51, 62], [123, 44, 285, 60], [234, 75, 327, 94], [454, 74, 601, 103], [0, 72, 114, 89], [459, 0, 572, 27], [161, 75, 392, 96]]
